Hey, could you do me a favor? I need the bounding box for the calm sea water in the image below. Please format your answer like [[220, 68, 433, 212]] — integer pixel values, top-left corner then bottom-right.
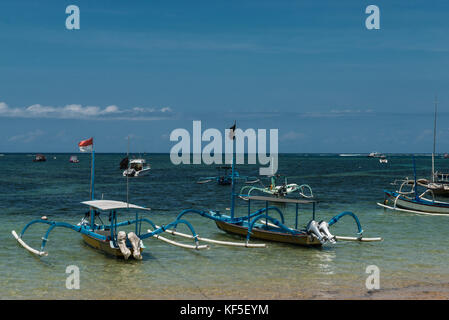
[[1, 153, 448, 299]]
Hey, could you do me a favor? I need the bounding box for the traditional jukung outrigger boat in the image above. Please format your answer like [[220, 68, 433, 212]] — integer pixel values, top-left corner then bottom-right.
[[415, 97, 449, 196], [12, 138, 210, 259], [11, 199, 209, 258], [377, 158, 449, 216], [158, 123, 382, 247]]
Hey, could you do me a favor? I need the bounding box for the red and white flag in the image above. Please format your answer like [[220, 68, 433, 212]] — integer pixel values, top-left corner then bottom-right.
[[78, 137, 93, 152]]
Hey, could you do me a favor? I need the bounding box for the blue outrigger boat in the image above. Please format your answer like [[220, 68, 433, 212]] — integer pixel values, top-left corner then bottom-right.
[[377, 159, 449, 216], [197, 165, 259, 186], [12, 141, 209, 259], [160, 123, 382, 247]]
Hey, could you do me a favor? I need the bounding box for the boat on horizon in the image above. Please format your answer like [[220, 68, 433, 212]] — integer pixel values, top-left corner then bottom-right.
[[339, 153, 362, 157], [69, 155, 79, 163], [33, 154, 46, 162]]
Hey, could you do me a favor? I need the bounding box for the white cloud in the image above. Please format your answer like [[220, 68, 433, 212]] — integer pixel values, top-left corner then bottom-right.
[[0, 101, 173, 120], [8, 129, 44, 143]]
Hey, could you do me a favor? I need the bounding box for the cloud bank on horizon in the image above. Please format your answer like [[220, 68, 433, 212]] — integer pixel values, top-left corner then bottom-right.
[[0, 101, 173, 120]]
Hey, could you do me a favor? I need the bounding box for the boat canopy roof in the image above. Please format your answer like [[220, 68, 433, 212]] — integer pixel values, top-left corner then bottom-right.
[[81, 200, 151, 211]]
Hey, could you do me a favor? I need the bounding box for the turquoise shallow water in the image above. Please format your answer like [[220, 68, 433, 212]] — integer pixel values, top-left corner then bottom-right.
[[1, 153, 448, 299]]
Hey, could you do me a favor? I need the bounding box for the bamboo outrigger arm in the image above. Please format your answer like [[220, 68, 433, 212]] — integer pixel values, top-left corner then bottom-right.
[[12, 214, 211, 256], [11, 219, 100, 257], [176, 207, 285, 225], [141, 218, 210, 250], [327, 211, 382, 242]]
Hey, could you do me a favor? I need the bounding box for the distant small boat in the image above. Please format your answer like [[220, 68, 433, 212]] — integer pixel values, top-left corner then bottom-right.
[[379, 155, 388, 163], [33, 154, 46, 162], [368, 152, 381, 158], [339, 154, 362, 157], [69, 155, 79, 163], [444, 153, 449, 159], [123, 159, 151, 177]]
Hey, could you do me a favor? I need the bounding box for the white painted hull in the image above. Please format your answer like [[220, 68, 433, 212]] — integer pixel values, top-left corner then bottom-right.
[[392, 196, 449, 214], [123, 167, 151, 177]]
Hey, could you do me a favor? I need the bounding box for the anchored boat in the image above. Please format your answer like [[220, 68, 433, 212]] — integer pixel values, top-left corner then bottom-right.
[[419, 98, 449, 196], [69, 155, 79, 163], [123, 158, 151, 177], [377, 158, 449, 216], [33, 154, 46, 162], [239, 174, 313, 199], [12, 138, 209, 259], [170, 122, 382, 247]]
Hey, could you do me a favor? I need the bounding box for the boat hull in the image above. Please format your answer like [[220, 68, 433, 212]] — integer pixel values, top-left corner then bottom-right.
[[385, 191, 449, 214], [123, 167, 151, 177], [215, 220, 322, 247], [81, 233, 144, 258]]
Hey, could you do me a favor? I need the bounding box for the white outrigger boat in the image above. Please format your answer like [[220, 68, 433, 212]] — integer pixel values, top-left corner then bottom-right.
[[417, 98, 449, 196], [377, 159, 449, 216], [123, 159, 151, 177]]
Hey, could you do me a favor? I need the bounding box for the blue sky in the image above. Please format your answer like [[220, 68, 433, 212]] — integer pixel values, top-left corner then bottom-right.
[[0, 0, 449, 153]]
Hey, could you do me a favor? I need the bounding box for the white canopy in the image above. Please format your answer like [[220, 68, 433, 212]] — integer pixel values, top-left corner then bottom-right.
[[81, 200, 151, 211]]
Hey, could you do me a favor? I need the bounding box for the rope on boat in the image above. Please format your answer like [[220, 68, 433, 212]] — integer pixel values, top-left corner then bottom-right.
[[153, 225, 267, 248], [11, 230, 48, 256]]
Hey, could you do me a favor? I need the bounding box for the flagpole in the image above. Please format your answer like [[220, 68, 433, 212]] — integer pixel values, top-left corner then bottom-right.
[[127, 135, 129, 208], [230, 122, 236, 220], [90, 138, 95, 229], [432, 96, 437, 182], [91, 141, 95, 200]]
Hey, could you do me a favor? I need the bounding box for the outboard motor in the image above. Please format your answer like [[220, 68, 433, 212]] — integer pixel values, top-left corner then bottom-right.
[[318, 221, 336, 244], [117, 231, 131, 260], [127, 232, 142, 260], [306, 220, 325, 243]]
